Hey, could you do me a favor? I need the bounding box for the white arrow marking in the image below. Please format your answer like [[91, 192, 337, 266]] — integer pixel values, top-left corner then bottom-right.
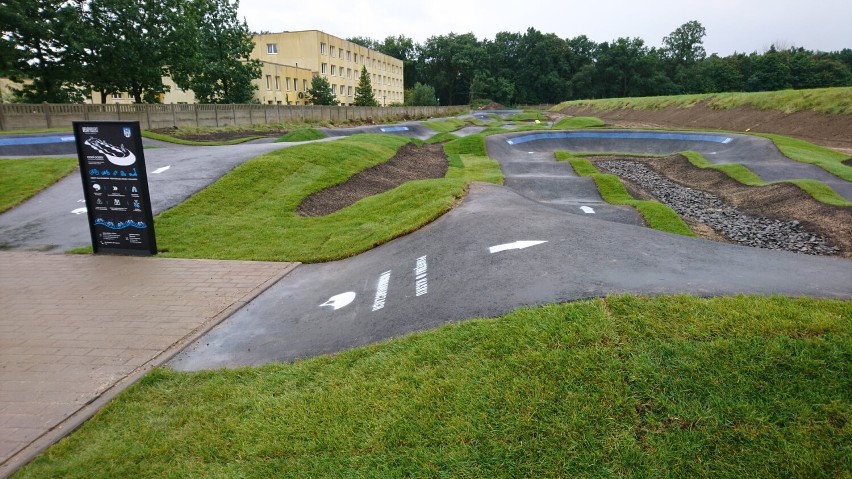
[[489, 240, 547, 254], [580, 206, 595, 214], [71, 207, 87, 215], [77, 199, 86, 203], [152, 165, 171, 174], [320, 292, 356, 310]]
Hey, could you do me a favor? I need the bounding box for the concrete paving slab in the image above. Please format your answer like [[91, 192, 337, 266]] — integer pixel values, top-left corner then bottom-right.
[[0, 252, 297, 476]]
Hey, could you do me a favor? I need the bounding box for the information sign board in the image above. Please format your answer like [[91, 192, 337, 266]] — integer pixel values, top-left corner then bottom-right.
[[73, 121, 157, 255]]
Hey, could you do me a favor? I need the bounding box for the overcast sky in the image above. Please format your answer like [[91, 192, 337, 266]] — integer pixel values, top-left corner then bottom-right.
[[238, 0, 852, 56]]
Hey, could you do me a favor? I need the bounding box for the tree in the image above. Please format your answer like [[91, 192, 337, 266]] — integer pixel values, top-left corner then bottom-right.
[[661, 20, 707, 94], [354, 66, 378, 106], [406, 82, 438, 106], [170, 0, 262, 103], [0, 0, 86, 103], [417, 33, 484, 105], [662, 20, 707, 66], [83, 0, 192, 103], [306, 75, 338, 105]]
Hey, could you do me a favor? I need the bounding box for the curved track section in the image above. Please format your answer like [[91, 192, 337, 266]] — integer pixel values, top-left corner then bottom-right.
[[492, 130, 852, 200]]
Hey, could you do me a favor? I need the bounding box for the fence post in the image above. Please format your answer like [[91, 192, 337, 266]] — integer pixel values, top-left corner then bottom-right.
[[116, 104, 121, 121], [248, 105, 253, 126], [145, 105, 151, 130], [0, 104, 7, 131], [83, 103, 89, 121], [43, 102, 52, 128], [171, 104, 176, 127], [214, 106, 219, 127], [232, 104, 237, 125]]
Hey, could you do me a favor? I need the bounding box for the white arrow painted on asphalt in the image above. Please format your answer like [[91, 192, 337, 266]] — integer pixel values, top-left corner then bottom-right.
[[152, 165, 171, 174], [489, 240, 548, 254], [320, 292, 356, 310], [580, 206, 595, 214], [71, 207, 87, 215]]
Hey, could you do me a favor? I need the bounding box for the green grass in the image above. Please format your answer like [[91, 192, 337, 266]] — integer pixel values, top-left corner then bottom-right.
[[16, 295, 851, 478], [0, 157, 78, 213], [424, 132, 459, 144], [557, 152, 695, 236], [552, 116, 606, 129], [0, 127, 73, 135], [153, 134, 501, 262], [275, 128, 326, 142], [681, 151, 852, 207], [141, 130, 264, 146], [552, 87, 852, 115], [422, 118, 467, 133], [757, 133, 852, 182], [506, 110, 548, 122]]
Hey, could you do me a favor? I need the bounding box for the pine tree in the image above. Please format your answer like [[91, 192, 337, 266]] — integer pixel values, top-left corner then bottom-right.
[[353, 66, 378, 106], [306, 75, 338, 105]]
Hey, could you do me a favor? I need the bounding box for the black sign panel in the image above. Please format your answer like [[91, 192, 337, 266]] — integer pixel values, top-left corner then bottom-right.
[[73, 121, 157, 255]]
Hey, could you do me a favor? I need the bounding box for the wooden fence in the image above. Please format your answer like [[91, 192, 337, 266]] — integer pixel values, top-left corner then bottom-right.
[[0, 103, 468, 131]]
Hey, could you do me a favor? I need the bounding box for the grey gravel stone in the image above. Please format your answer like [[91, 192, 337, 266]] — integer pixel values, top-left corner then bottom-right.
[[597, 160, 840, 256]]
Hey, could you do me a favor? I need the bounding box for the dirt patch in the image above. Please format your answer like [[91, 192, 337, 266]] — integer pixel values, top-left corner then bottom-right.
[[590, 154, 852, 257], [297, 143, 448, 217], [557, 102, 852, 151]]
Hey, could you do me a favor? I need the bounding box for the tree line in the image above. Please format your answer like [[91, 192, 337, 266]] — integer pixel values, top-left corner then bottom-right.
[[351, 21, 852, 106], [3, 5, 850, 107], [1, 0, 260, 104]]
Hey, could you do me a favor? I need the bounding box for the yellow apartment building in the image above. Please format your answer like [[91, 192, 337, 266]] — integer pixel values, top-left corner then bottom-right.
[[256, 62, 314, 105], [80, 29, 403, 105], [252, 30, 404, 106]]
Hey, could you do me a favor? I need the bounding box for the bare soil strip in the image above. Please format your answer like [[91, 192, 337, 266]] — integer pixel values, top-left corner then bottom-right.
[[297, 143, 448, 217]]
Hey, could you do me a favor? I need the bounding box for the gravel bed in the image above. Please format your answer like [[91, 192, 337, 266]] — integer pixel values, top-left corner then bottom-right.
[[597, 160, 840, 255]]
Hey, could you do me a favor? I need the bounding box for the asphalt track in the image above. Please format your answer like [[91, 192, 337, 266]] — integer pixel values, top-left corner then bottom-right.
[[3, 126, 850, 371], [169, 128, 852, 370], [170, 181, 851, 370]]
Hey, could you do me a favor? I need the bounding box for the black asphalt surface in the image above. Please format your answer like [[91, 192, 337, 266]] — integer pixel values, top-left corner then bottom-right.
[[490, 130, 852, 200], [170, 181, 851, 370], [4, 126, 850, 372]]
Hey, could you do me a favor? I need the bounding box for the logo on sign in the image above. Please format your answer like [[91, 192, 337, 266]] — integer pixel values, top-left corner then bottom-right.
[[123, 127, 132, 138]]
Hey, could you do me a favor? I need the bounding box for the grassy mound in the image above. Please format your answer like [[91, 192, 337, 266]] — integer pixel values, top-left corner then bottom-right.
[[0, 157, 78, 213], [153, 134, 501, 262], [18, 295, 851, 478]]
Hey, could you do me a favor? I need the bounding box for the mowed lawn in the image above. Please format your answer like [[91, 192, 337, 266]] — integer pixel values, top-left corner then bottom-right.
[[15, 295, 851, 478], [153, 133, 502, 262]]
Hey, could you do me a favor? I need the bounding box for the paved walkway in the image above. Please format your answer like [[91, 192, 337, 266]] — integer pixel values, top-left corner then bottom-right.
[[0, 251, 297, 476]]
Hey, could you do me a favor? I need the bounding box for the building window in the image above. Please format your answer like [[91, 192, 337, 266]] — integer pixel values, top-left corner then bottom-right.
[[112, 93, 122, 99], [330, 46, 335, 57], [293, 78, 298, 91], [266, 75, 271, 90], [339, 49, 343, 59], [286, 78, 292, 91], [353, 53, 358, 64], [330, 65, 336, 76], [320, 42, 326, 55], [321, 63, 327, 74], [303, 79, 308, 91], [340, 85, 344, 94], [347, 86, 352, 97], [275, 76, 280, 90], [267, 43, 278, 54]]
